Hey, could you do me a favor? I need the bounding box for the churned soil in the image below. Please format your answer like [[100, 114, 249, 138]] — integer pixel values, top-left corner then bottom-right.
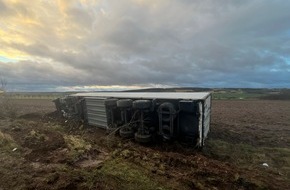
[[210, 100, 290, 147], [0, 99, 289, 189]]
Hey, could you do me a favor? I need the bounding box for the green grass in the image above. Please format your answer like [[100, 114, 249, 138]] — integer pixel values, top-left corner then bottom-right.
[[63, 135, 92, 162], [99, 158, 168, 190], [212, 92, 265, 100], [0, 131, 19, 153]]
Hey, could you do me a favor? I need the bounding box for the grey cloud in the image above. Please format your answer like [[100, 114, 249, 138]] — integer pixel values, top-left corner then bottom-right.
[[0, 0, 7, 13], [0, 0, 290, 91]]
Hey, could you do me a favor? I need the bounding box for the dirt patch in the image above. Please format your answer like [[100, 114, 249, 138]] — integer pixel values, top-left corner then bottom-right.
[[107, 141, 288, 189], [0, 99, 290, 189], [76, 149, 109, 168], [210, 100, 290, 148], [3, 122, 65, 163], [18, 112, 45, 120], [10, 99, 55, 115]]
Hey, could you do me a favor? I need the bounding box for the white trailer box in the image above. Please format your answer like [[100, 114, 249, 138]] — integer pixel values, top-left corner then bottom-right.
[[58, 92, 211, 147]]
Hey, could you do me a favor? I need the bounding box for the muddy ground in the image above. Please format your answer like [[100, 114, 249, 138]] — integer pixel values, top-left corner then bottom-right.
[[0, 99, 289, 190]]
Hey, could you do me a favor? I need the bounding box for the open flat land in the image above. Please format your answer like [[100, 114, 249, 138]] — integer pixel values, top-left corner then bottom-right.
[[0, 98, 290, 189]]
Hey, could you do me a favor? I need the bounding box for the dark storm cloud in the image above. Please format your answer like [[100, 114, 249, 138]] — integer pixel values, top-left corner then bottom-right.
[[0, 0, 290, 91]]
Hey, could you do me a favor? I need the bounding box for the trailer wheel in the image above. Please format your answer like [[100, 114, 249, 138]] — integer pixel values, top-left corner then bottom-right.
[[104, 99, 118, 106], [117, 99, 133, 108], [133, 100, 151, 109], [158, 102, 176, 122], [120, 127, 134, 138], [134, 132, 152, 143]]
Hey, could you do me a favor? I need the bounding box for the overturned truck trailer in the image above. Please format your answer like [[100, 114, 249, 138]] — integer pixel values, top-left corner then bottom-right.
[[54, 92, 211, 147]]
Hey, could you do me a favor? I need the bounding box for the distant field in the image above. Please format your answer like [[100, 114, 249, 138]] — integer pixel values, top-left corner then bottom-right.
[[212, 89, 290, 100], [3, 88, 290, 100], [3, 92, 71, 100], [212, 91, 264, 99]]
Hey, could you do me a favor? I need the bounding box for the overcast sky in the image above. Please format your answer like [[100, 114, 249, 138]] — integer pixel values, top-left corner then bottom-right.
[[0, 0, 290, 91]]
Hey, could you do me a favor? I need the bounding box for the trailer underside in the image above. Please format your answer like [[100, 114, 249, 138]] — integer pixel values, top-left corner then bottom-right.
[[54, 92, 211, 147]]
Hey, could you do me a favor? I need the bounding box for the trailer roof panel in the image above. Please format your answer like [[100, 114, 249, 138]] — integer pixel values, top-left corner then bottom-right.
[[71, 92, 211, 100]]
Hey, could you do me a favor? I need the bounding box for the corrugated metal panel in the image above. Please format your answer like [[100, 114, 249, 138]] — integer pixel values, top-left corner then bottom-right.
[[85, 97, 108, 129], [71, 92, 211, 100]]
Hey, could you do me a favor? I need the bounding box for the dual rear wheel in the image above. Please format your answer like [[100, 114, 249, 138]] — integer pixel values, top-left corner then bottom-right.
[[119, 99, 152, 143]]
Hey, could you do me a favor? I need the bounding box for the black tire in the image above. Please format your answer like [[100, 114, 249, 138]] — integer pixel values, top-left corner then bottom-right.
[[117, 99, 133, 108], [120, 127, 134, 138], [134, 132, 152, 143], [133, 100, 151, 109], [104, 99, 118, 106], [158, 102, 176, 122]]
